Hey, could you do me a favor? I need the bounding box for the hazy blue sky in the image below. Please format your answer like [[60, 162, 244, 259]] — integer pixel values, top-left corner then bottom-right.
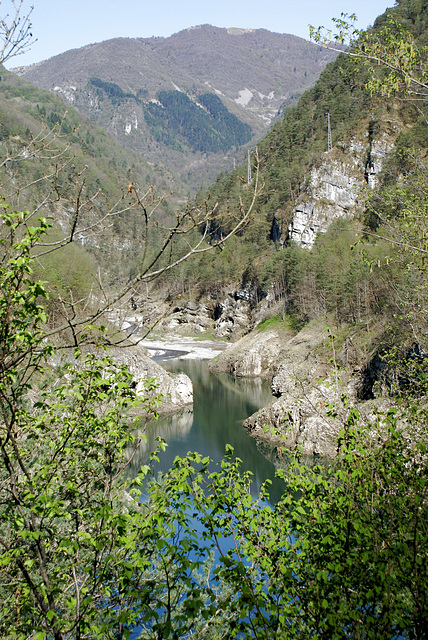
[[4, 0, 395, 68]]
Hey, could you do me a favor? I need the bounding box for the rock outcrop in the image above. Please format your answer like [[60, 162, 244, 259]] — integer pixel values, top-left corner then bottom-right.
[[51, 342, 193, 416], [209, 327, 290, 378], [244, 376, 347, 458], [244, 322, 349, 456], [288, 128, 396, 248], [288, 159, 363, 247], [109, 344, 193, 414], [213, 290, 253, 338], [163, 300, 213, 334], [211, 319, 366, 457], [126, 284, 274, 341]]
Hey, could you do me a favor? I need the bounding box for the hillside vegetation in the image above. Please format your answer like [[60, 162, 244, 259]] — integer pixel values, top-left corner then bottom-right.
[[14, 26, 338, 192], [166, 1, 428, 360], [0, 66, 192, 301], [1, 1, 428, 638]]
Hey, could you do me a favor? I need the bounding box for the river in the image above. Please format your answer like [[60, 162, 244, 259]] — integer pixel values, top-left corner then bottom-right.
[[126, 352, 287, 639], [127, 356, 287, 503]]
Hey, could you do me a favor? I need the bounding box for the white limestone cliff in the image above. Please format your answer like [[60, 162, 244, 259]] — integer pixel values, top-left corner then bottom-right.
[[288, 130, 395, 248]]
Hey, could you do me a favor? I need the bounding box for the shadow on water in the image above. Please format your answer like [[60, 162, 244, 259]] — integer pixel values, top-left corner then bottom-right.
[[127, 359, 287, 503]]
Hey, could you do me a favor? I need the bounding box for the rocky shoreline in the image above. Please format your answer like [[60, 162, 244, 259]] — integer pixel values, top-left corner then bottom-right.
[[129, 320, 360, 457], [208, 318, 384, 458], [139, 336, 229, 361], [110, 343, 194, 415], [111, 333, 229, 415], [120, 295, 385, 458]]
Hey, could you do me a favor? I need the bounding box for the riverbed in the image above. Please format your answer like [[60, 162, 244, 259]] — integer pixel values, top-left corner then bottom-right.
[[139, 335, 229, 360]]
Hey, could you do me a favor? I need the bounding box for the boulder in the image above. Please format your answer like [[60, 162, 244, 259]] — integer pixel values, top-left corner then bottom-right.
[[210, 328, 285, 378]]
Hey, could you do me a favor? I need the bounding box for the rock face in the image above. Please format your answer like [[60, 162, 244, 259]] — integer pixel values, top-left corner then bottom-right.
[[213, 291, 253, 338], [244, 376, 346, 458], [288, 129, 396, 248], [288, 159, 363, 247], [109, 344, 193, 414], [129, 284, 271, 341], [243, 322, 349, 456], [211, 319, 364, 457], [209, 328, 290, 378], [163, 300, 213, 334], [164, 286, 259, 340], [49, 339, 193, 416]]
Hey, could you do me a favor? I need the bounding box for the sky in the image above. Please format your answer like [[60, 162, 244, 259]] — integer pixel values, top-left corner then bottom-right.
[[3, 0, 395, 68]]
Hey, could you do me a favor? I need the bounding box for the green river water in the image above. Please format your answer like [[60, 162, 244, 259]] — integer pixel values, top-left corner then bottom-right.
[[127, 358, 287, 503]]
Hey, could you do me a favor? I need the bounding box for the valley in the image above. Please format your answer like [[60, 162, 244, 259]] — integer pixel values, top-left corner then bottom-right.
[[5, 0, 427, 488], [13, 25, 338, 192], [1, 0, 428, 636]]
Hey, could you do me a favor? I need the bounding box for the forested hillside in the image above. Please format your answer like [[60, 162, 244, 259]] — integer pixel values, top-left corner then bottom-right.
[[168, 0, 428, 357], [14, 25, 338, 192], [0, 65, 207, 308]]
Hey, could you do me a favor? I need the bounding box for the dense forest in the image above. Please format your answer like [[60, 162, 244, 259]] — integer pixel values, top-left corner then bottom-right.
[[0, 0, 428, 638], [88, 77, 253, 154], [144, 90, 252, 153]]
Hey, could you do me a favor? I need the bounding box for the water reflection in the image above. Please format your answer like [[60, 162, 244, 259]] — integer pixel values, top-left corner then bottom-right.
[[128, 359, 287, 503]]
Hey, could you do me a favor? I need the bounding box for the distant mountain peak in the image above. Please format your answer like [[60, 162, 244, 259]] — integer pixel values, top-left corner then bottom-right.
[[13, 26, 338, 192]]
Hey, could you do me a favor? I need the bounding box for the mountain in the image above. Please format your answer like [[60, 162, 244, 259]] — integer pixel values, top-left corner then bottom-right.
[[0, 66, 182, 289], [166, 0, 428, 463], [12, 25, 338, 192], [156, 0, 428, 355]]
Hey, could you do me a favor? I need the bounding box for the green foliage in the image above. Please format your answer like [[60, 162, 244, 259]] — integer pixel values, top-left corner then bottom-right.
[[89, 77, 137, 105], [198, 92, 252, 147], [0, 204, 156, 639], [32, 227, 98, 305], [143, 90, 252, 154], [256, 312, 303, 333], [193, 0, 428, 306], [145, 413, 428, 639], [1, 182, 428, 639], [191, 47, 378, 297], [256, 223, 393, 327], [3, 4, 428, 638], [0, 67, 181, 287]]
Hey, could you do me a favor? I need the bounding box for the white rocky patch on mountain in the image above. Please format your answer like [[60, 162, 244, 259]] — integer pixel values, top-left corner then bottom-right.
[[235, 88, 254, 107], [288, 130, 396, 248]]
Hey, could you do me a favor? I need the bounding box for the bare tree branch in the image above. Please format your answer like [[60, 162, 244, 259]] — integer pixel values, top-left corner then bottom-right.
[[0, 0, 34, 65]]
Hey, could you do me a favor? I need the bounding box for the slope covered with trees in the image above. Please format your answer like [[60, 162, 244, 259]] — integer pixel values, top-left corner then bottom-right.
[[171, 1, 428, 354], [144, 90, 252, 154], [0, 65, 182, 283], [14, 25, 339, 192]]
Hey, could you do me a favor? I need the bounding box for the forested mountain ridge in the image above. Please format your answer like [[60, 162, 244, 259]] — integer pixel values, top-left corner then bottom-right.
[[161, 0, 428, 421], [12, 25, 338, 192], [188, 0, 428, 299]]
